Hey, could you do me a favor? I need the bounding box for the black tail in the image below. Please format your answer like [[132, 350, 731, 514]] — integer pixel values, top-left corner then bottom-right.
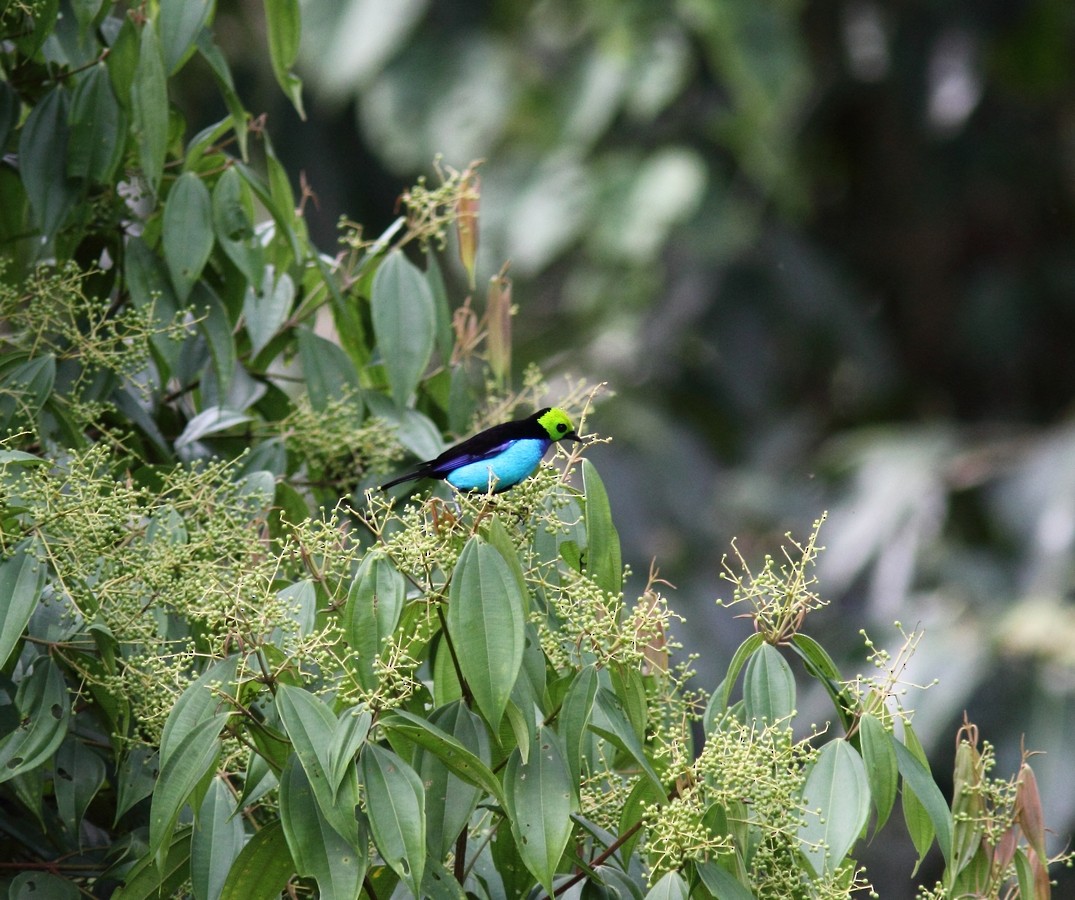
[[380, 470, 421, 490]]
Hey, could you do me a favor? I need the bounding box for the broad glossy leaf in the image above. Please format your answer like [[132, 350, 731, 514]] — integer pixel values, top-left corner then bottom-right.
[[279, 755, 367, 900], [68, 63, 125, 184], [191, 776, 244, 900], [798, 738, 870, 876], [381, 706, 503, 810], [411, 702, 490, 858], [217, 821, 294, 900], [114, 745, 159, 824], [343, 551, 405, 689], [149, 712, 230, 861], [296, 327, 361, 413], [370, 249, 435, 405], [858, 713, 898, 833], [195, 34, 249, 159], [503, 726, 576, 896], [131, 20, 168, 193], [581, 460, 622, 597], [164, 172, 215, 302], [694, 860, 756, 900], [159, 656, 238, 770], [327, 704, 372, 798], [559, 665, 598, 794], [645, 871, 689, 900], [0, 539, 46, 669], [589, 687, 663, 798], [18, 86, 78, 240], [160, 0, 215, 73], [707, 632, 765, 722], [446, 536, 526, 730], [275, 683, 360, 843], [0, 656, 71, 783], [743, 642, 795, 726], [360, 743, 426, 897], [263, 0, 305, 117]]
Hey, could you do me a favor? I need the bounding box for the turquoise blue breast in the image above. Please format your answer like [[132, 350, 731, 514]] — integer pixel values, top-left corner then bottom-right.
[[445, 438, 549, 492]]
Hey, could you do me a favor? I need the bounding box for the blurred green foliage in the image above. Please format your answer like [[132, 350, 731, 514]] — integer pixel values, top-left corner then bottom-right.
[[247, 0, 1075, 890]]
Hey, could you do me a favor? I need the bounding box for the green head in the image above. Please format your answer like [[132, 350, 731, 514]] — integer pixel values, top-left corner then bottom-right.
[[536, 407, 580, 443]]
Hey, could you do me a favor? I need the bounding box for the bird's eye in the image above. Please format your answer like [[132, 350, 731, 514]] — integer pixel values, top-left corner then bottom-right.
[[557, 423, 567, 432]]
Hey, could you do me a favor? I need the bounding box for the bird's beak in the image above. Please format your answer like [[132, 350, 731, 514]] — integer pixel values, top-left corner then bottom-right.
[[564, 431, 581, 443]]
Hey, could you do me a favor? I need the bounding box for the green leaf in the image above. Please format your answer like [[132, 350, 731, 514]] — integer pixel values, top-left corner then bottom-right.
[[858, 713, 898, 834], [279, 755, 367, 900], [708, 632, 766, 721], [53, 738, 105, 837], [371, 249, 436, 406], [275, 684, 361, 844], [581, 460, 623, 597], [262, 0, 304, 117], [242, 268, 293, 358], [798, 738, 871, 876], [159, 656, 238, 770], [0, 355, 55, 431], [112, 826, 192, 900], [788, 633, 855, 730], [149, 712, 229, 861], [0, 656, 71, 783], [218, 821, 295, 900], [114, 745, 159, 823], [409, 702, 491, 857], [0, 540, 46, 670], [131, 19, 168, 193], [194, 284, 237, 395], [343, 551, 405, 690], [742, 642, 795, 726], [191, 776, 244, 900], [196, 34, 249, 159], [559, 664, 599, 797], [503, 726, 576, 896], [164, 172, 215, 302], [296, 326, 362, 413], [694, 860, 756, 900], [360, 743, 426, 897], [68, 63, 125, 185], [589, 687, 664, 798], [893, 727, 953, 867], [18, 86, 78, 240], [9, 872, 80, 900], [160, 0, 215, 74], [327, 705, 372, 799], [644, 871, 689, 900], [446, 535, 526, 730], [214, 166, 263, 287], [381, 707, 504, 811]]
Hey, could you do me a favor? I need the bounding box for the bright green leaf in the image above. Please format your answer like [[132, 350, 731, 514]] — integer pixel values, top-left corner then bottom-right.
[[131, 20, 168, 193], [743, 642, 795, 726], [343, 551, 405, 690], [644, 871, 689, 900], [893, 727, 953, 866], [503, 726, 576, 896], [581, 460, 622, 597], [214, 166, 263, 287], [360, 743, 426, 897], [164, 172, 215, 302], [18, 86, 78, 240], [68, 63, 125, 184], [370, 249, 435, 406], [446, 535, 526, 730], [279, 755, 367, 900], [0, 540, 46, 670], [191, 776, 244, 900], [160, 0, 215, 74], [0, 656, 71, 783], [589, 687, 664, 798], [296, 327, 362, 413], [858, 713, 898, 834], [263, 0, 305, 117], [217, 821, 294, 900], [798, 738, 871, 876]]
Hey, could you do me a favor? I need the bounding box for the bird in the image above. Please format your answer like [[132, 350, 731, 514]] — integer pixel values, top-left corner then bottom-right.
[[381, 407, 580, 493]]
